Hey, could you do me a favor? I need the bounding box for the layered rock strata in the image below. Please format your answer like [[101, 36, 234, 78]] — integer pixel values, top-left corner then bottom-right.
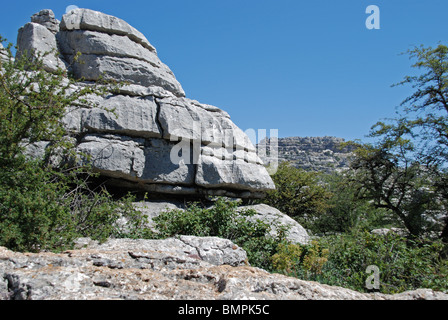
[[259, 136, 354, 173], [16, 9, 275, 199]]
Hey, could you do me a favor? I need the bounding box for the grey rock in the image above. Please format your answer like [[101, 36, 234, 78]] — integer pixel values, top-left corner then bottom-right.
[[15, 9, 276, 198], [57, 28, 184, 97], [31, 9, 60, 34], [16, 22, 66, 73], [65, 54, 185, 98], [58, 30, 161, 67], [260, 136, 354, 173], [1, 240, 446, 300], [76, 134, 146, 179], [157, 96, 250, 150], [60, 8, 156, 53], [238, 204, 310, 245], [370, 228, 408, 237], [77, 134, 195, 185], [0, 42, 8, 62], [196, 155, 275, 192], [83, 95, 162, 139]]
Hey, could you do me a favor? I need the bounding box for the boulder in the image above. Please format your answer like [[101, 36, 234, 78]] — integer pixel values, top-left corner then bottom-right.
[[16, 8, 276, 199], [129, 201, 309, 245], [16, 22, 66, 73], [238, 204, 310, 245], [31, 9, 60, 34], [57, 9, 185, 97], [60, 8, 156, 52]]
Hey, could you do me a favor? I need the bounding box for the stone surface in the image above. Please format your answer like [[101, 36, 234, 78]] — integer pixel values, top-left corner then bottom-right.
[[0, 42, 8, 62], [1, 238, 447, 300], [16, 22, 66, 73], [60, 8, 156, 52], [196, 156, 275, 192], [82, 95, 162, 139], [15, 8, 276, 199], [129, 201, 309, 244], [238, 204, 310, 245], [31, 9, 60, 34], [58, 9, 184, 97]]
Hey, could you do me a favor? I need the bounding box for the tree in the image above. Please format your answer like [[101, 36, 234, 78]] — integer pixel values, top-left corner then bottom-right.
[[260, 162, 332, 230], [0, 38, 148, 252], [349, 139, 440, 238], [350, 44, 448, 240]]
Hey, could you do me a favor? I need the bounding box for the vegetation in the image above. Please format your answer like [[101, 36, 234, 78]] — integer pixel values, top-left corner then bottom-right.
[[1, 36, 447, 294], [0, 39, 150, 252], [261, 161, 332, 231], [151, 197, 289, 271]]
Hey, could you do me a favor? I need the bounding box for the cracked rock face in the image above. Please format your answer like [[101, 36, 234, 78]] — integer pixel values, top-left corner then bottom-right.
[[1, 237, 447, 300], [16, 8, 275, 199]]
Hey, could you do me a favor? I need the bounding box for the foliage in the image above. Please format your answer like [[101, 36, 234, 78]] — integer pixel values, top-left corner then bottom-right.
[[348, 139, 441, 238], [271, 241, 329, 280], [310, 172, 398, 235], [152, 197, 289, 271], [260, 162, 332, 230], [346, 44, 448, 240], [0, 39, 149, 252], [317, 231, 448, 294]]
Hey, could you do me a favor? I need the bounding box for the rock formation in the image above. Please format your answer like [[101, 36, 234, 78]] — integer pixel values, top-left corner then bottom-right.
[[0, 42, 9, 62], [15, 8, 275, 199], [131, 201, 311, 245], [1, 238, 447, 300], [259, 136, 354, 173]]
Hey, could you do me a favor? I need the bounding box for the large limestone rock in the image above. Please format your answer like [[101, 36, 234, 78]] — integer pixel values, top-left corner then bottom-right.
[[16, 10, 66, 73], [0, 42, 8, 62], [58, 9, 184, 97], [15, 8, 275, 199], [128, 201, 310, 245], [1, 238, 447, 300], [238, 204, 310, 245]]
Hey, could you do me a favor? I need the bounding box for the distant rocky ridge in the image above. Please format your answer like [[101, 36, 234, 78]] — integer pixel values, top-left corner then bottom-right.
[[12, 8, 275, 199], [259, 136, 355, 173]]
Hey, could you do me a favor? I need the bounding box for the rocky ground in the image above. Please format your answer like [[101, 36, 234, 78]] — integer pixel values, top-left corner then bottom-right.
[[1, 236, 447, 300]]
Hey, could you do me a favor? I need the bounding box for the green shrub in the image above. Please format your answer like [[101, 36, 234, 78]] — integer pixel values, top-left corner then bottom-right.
[[316, 231, 448, 294], [271, 241, 329, 280], [0, 39, 150, 252], [152, 197, 289, 271], [259, 162, 332, 230], [0, 156, 150, 253]]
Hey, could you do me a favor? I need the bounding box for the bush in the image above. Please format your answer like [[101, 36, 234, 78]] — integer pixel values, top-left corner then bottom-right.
[[0, 39, 150, 252], [316, 231, 448, 294], [0, 155, 150, 252], [271, 241, 329, 281], [259, 162, 332, 230], [152, 197, 290, 271], [311, 172, 400, 235]]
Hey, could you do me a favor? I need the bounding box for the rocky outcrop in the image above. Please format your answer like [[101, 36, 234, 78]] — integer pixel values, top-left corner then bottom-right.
[[130, 201, 310, 245], [0, 42, 7, 61], [237, 204, 310, 245], [15, 9, 275, 199], [1, 237, 447, 300], [260, 136, 354, 173]]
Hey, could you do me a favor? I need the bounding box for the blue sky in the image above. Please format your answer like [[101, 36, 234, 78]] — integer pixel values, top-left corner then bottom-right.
[[1, 0, 448, 141]]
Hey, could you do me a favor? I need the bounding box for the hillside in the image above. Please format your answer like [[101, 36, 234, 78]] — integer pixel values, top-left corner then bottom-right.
[[258, 136, 355, 173]]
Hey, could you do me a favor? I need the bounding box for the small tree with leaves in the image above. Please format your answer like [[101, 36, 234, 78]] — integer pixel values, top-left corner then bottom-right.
[[0, 38, 149, 252]]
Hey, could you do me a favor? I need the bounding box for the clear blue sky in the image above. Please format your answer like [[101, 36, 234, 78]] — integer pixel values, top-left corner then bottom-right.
[[1, 0, 448, 141]]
